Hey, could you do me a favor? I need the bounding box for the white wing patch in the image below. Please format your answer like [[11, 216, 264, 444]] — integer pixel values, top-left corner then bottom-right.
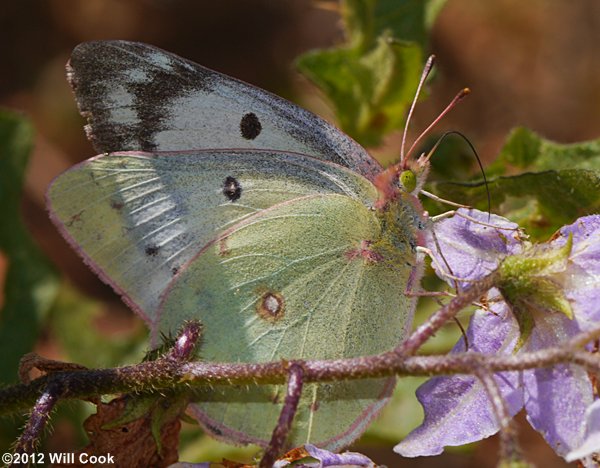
[[47, 150, 378, 322], [68, 40, 382, 179]]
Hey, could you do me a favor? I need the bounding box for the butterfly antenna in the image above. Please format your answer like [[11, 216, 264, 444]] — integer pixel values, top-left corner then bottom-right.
[[400, 55, 436, 169], [423, 130, 492, 220], [404, 87, 470, 166]]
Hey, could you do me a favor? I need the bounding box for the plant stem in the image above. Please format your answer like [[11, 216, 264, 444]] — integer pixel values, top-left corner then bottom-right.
[[260, 363, 305, 468], [12, 384, 61, 457], [3, 324, 600, 418], [396, 270, 499, 355]]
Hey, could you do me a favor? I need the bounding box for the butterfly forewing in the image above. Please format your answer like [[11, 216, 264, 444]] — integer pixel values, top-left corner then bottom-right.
[[68, 41, 381, 180], [156, 194, 418, 449], [47, 150, 378, 322]]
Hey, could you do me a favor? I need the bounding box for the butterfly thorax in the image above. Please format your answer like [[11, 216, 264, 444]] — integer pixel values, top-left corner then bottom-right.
[[377, 192, 424, 255], [355, 162, 428, 267]]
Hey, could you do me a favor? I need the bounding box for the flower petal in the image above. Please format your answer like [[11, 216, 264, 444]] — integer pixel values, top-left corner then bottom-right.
[[304, 444, 375, 467], [551, 215, 600, 325], [394, 307, 523, 457], [524, 364, 593, 457], [427, 208, 522, 287], [523, 313, 594, 457], [556, 215, 600, 266], [565, 399, 600, 462]]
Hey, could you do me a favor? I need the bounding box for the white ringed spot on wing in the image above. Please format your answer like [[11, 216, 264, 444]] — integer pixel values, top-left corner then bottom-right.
[[257, 291, 285, 322]]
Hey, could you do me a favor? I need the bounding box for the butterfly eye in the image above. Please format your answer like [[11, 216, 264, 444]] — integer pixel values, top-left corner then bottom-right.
[[399, 169, 417, 193], [240, 112, 262, 140]]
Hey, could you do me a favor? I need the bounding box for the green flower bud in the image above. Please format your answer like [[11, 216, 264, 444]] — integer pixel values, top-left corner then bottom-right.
[[498, 234, 574, 350]]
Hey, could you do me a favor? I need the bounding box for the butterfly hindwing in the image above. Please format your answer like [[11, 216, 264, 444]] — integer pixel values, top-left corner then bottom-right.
[[156, 193, 418, 449], [67, 41, 381, 179], [46, 150, 378, 322]]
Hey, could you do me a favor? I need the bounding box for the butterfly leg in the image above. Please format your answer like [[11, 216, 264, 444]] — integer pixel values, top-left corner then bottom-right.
[[420, 189, 470, 208], [404, 241, 488, 302], [431, 210, 519, 231]]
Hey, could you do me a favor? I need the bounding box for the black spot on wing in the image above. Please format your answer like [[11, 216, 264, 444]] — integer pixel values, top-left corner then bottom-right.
[[68, 41, 215, 152], [110, 199, 124, 211], [240, 112, 262, 140], [222, 176, 242, 202], [69, 41, 382, 180], [145, 245, 160, 257]]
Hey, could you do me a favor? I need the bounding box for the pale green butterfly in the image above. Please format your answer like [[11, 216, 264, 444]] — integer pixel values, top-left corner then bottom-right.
[[47, 41, 428, 450]]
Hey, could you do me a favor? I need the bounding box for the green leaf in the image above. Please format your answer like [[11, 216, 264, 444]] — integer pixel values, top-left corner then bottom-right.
[[47, 284, 147, 368], [432, 170, 600, 239], [491, 126, 600, 173], [430, 128, 600, 239], [427, 134, 483, 181], [342, 0, 447, 51], [0, 109, 59, 384], [297, 0, 447, 146], [298, 37, 422, 146]]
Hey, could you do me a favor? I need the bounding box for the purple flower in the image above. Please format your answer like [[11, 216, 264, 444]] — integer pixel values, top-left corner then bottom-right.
[[566, 399, 600, 462], [395, 210, 600, 461], [274, 444, 376, 467], [183, 445, 377, 468]]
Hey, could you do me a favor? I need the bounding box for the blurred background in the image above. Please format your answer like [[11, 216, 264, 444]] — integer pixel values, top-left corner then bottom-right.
[[1, 0, 599, 466]]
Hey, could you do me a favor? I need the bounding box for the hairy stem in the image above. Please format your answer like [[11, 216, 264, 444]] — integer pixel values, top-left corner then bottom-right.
[[2, 325, 600, 418], [12, 384, 62, 457], [260, 363, 305, 468], [396, 270, 499, 355]]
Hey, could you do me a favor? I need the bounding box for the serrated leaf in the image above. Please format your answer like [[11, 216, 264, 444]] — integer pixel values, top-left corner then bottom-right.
[[492, 127, 600, 173], [298, 37, 422, 146], [101, 393, 188, 456], [0, 109, 59, 384], [342, 0, 447, 50], [430, 128, 600, 239], [431, 169, 600, 239], [342, 0, 376, 51], [77, 396, 180, 466], [298, 0, 447, 146]]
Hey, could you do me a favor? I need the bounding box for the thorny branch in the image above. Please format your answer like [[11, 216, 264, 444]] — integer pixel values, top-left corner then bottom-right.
[[2, 322, 600, 417], [2, 276, 600, 461], [260, 363, 305, 468], [12, 385, 61, 456], [396, 270, 499, 355]]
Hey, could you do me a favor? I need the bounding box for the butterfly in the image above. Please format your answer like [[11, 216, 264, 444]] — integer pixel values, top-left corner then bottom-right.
[[47, 41, 428, 451]]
